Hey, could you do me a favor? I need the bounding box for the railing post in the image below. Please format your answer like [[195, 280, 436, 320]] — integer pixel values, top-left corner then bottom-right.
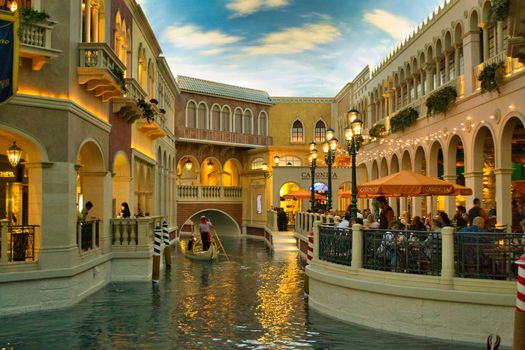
[[273, 210, 278, 231], [77, 221, 82, 252], [351, 224, 363, 270], [312, 220, 320, 261], [1, 220, 8, 264], [441, 226, 455, 281], [91, 220, 97, 250]]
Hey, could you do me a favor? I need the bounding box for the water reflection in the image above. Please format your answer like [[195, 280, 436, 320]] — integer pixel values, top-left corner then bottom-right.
[[0, 237, 479, 349]]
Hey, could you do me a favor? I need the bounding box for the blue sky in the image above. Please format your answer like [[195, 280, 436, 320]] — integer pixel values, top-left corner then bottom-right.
[[138, 0, 444, 96]]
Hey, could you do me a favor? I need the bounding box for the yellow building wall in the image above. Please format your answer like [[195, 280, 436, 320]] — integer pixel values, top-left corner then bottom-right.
[[268, 102, 332, 146]]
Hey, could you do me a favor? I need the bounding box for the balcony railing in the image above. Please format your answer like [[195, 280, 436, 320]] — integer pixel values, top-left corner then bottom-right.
[[178, 185, 242, 201], [76, 219, 100, 252], [19, 18, 60, 70], [473, 51, 524, 90], [110, 216, 164, 249], [112, 78, 147, 123], [77, 42, 126, 102], [0, 223, 38, 264], [182, 128, 273, 147]]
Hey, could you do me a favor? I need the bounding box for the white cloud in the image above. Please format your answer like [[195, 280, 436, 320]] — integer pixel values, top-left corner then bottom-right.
[[226, 0, 290, 16], [161, 25, 241, 50], [363, 9, 415, 41], [200, 48, 227, 56], [244, 23, 341, 55]]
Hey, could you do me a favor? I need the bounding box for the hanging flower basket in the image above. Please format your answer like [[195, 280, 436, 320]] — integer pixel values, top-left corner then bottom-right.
[[137, 98, 157, 122], [390, 107, 419, 133], [478, 61, 505, 94], [369, 123, 386, 139], [425, 86, 457, 116]]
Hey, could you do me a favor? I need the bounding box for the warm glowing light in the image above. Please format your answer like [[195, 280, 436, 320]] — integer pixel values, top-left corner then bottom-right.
[[184, 159, 193, 171], [273, 155, 280, 166], [7, 141, 22, 167], [262, 162, 268, 171], [325, 128, 334, 141], [509, 104, 516, 110], [207, 160, 213, 171], [10, 0, 17, 11]]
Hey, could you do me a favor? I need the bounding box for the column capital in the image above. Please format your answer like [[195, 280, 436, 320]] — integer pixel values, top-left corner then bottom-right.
[[463, 171, 484, 177], [24, 161, 54, 169]]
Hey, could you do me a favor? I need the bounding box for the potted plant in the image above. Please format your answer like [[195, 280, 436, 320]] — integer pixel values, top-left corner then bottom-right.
[[19, 8, 50, 23], [390, 107, 419, 133], [369, 123, 386, 139], [490, 0, 509, 22]]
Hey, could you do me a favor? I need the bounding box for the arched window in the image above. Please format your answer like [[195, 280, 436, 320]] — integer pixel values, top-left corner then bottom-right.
[[198, 103, 207, 129], [251, 157, 264, 170], [186, 101, 197, 128], [314, 120, 326, 143], [221, 106, 231, 131], [243, 109, 252, 134], [137, 47, 146, 89], [211, 105, 220, 130], [147, 60, 155, 99], [234, 109, 242, 133], [82, 0, 105, 43], [259, 111, 267, 136], [291, 120, 304, 143]]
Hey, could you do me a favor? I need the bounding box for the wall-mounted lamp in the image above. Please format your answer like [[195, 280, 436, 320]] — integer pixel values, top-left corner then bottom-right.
[[273, 155, 280, 166], [207, 160, 213, 171], [7, 141, 22, 167], [262, 162, 272, 179], [184, 158, 193, 171]]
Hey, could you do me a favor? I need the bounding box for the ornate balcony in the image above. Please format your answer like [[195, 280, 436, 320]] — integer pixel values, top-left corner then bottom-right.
[[77, 43, 126, 102], [136, 109, 166, 139], [181, 128, 273, 147], [112, 78, 147, 123], [19, 18, 61, 71]]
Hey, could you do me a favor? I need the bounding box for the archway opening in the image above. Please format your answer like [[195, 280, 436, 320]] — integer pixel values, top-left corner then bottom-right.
[[112, 152, 131, 218], [279, 182, 300, 226], [188, 209, 241, 236]]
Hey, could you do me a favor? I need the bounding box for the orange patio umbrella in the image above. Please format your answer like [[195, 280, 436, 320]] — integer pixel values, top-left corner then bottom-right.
[[283, 188, 326, 200], [340, 190, 354, 198], [451, 183, 473, 195], [357, 170, 457, 198]]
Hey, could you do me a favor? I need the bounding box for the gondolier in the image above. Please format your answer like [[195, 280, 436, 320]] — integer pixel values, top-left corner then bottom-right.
[[199, 215, 212, 251]]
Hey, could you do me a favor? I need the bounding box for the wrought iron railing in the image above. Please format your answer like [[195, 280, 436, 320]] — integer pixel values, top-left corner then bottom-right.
[[319, 224, 352, 266], [7, 225, 37, 262], [363, 229, 442, 275], [455, 232, 525, 280]]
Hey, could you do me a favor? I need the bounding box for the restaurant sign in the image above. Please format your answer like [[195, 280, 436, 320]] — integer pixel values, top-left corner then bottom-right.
[[301, 171, 338, 180], [0, 10, 19, 105]]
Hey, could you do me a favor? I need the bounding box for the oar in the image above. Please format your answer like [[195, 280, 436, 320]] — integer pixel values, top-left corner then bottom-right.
[[212, 227, 229, 261]]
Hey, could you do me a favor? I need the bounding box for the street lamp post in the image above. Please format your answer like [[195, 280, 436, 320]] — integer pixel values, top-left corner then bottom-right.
[[344, 108, 364, 221], [323, 129, 338, 210], [309, 141, 317, 211]]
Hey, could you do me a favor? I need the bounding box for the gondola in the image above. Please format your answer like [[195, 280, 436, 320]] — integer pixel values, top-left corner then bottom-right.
[[184, 241, 219, 261]]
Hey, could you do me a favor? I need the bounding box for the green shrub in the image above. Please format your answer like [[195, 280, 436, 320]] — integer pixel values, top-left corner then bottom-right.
[[390, 107, 419, 133], [478, 61, 505, 94], [425, 86, 457, 116]]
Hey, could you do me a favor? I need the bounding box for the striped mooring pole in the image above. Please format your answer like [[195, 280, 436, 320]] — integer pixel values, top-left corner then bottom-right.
[[304, 230, 314, 295], [514, 253, 525, 349], [162, 220, 171, 268], [152, 225, 161, 283]]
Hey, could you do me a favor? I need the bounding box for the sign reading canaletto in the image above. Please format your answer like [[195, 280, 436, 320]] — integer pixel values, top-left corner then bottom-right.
[[301, 171, 338, 180], [0, 10, 19, 104]]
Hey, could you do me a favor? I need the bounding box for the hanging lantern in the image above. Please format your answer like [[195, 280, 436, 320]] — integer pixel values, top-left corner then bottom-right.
[[7, 141, 22, 167]]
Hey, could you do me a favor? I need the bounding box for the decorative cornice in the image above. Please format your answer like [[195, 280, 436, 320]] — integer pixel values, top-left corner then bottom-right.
[[270, 96, 334, 104], [10, 94, 112, 132]]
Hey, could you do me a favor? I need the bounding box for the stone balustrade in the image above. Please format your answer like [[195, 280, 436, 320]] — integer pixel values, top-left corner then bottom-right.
[[182, 128, 273, 147], [177, 186, 242, 201], [110, 216, 164, 250]]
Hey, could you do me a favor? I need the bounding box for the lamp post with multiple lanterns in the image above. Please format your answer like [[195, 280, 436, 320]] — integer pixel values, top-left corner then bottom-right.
[[322, 128, 338, 210], [308, 141, 317, 211], [344, 108, 364, 221]]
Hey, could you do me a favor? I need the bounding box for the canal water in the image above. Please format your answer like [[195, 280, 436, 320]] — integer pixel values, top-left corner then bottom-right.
[[0, 237, 482, 349]]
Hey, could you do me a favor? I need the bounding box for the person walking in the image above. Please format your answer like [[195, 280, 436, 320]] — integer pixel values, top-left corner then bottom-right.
[[199, 215, 212, 251], [377, 196, 394, 229], [467, 198, 487, 225]]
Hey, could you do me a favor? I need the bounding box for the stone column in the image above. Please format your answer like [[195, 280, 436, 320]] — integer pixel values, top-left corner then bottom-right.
[[494, 168, 512, 229], [407, 80, 412, 103], [481, 23, 489, 61], [455, 45, 460, 77], [435, 59, 441, 87], [462, 31, 481, 95], [92, 6, 99, 43], [388, 90, 394, 115], [400, 84, 405, 108], [413, 77, 418, 99], [85, 0, 91, 43], [425, 66, 434, 93], [464, 171, 484, 206], [312, 220, 320, 261], [442, 175, 457, 217], [441, 226, 455, 282], [420, 71, 425, 95], [412, 197, 422, 218], [445, 53, 450, 82], [496, 21, 504, 53], [351, 224, 363, 270]]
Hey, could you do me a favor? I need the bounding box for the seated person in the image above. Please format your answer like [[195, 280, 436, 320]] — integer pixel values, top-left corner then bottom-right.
[[337, 213, 351, 229], [458, 216, 485, 232], [186, 235, 196, 251]]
